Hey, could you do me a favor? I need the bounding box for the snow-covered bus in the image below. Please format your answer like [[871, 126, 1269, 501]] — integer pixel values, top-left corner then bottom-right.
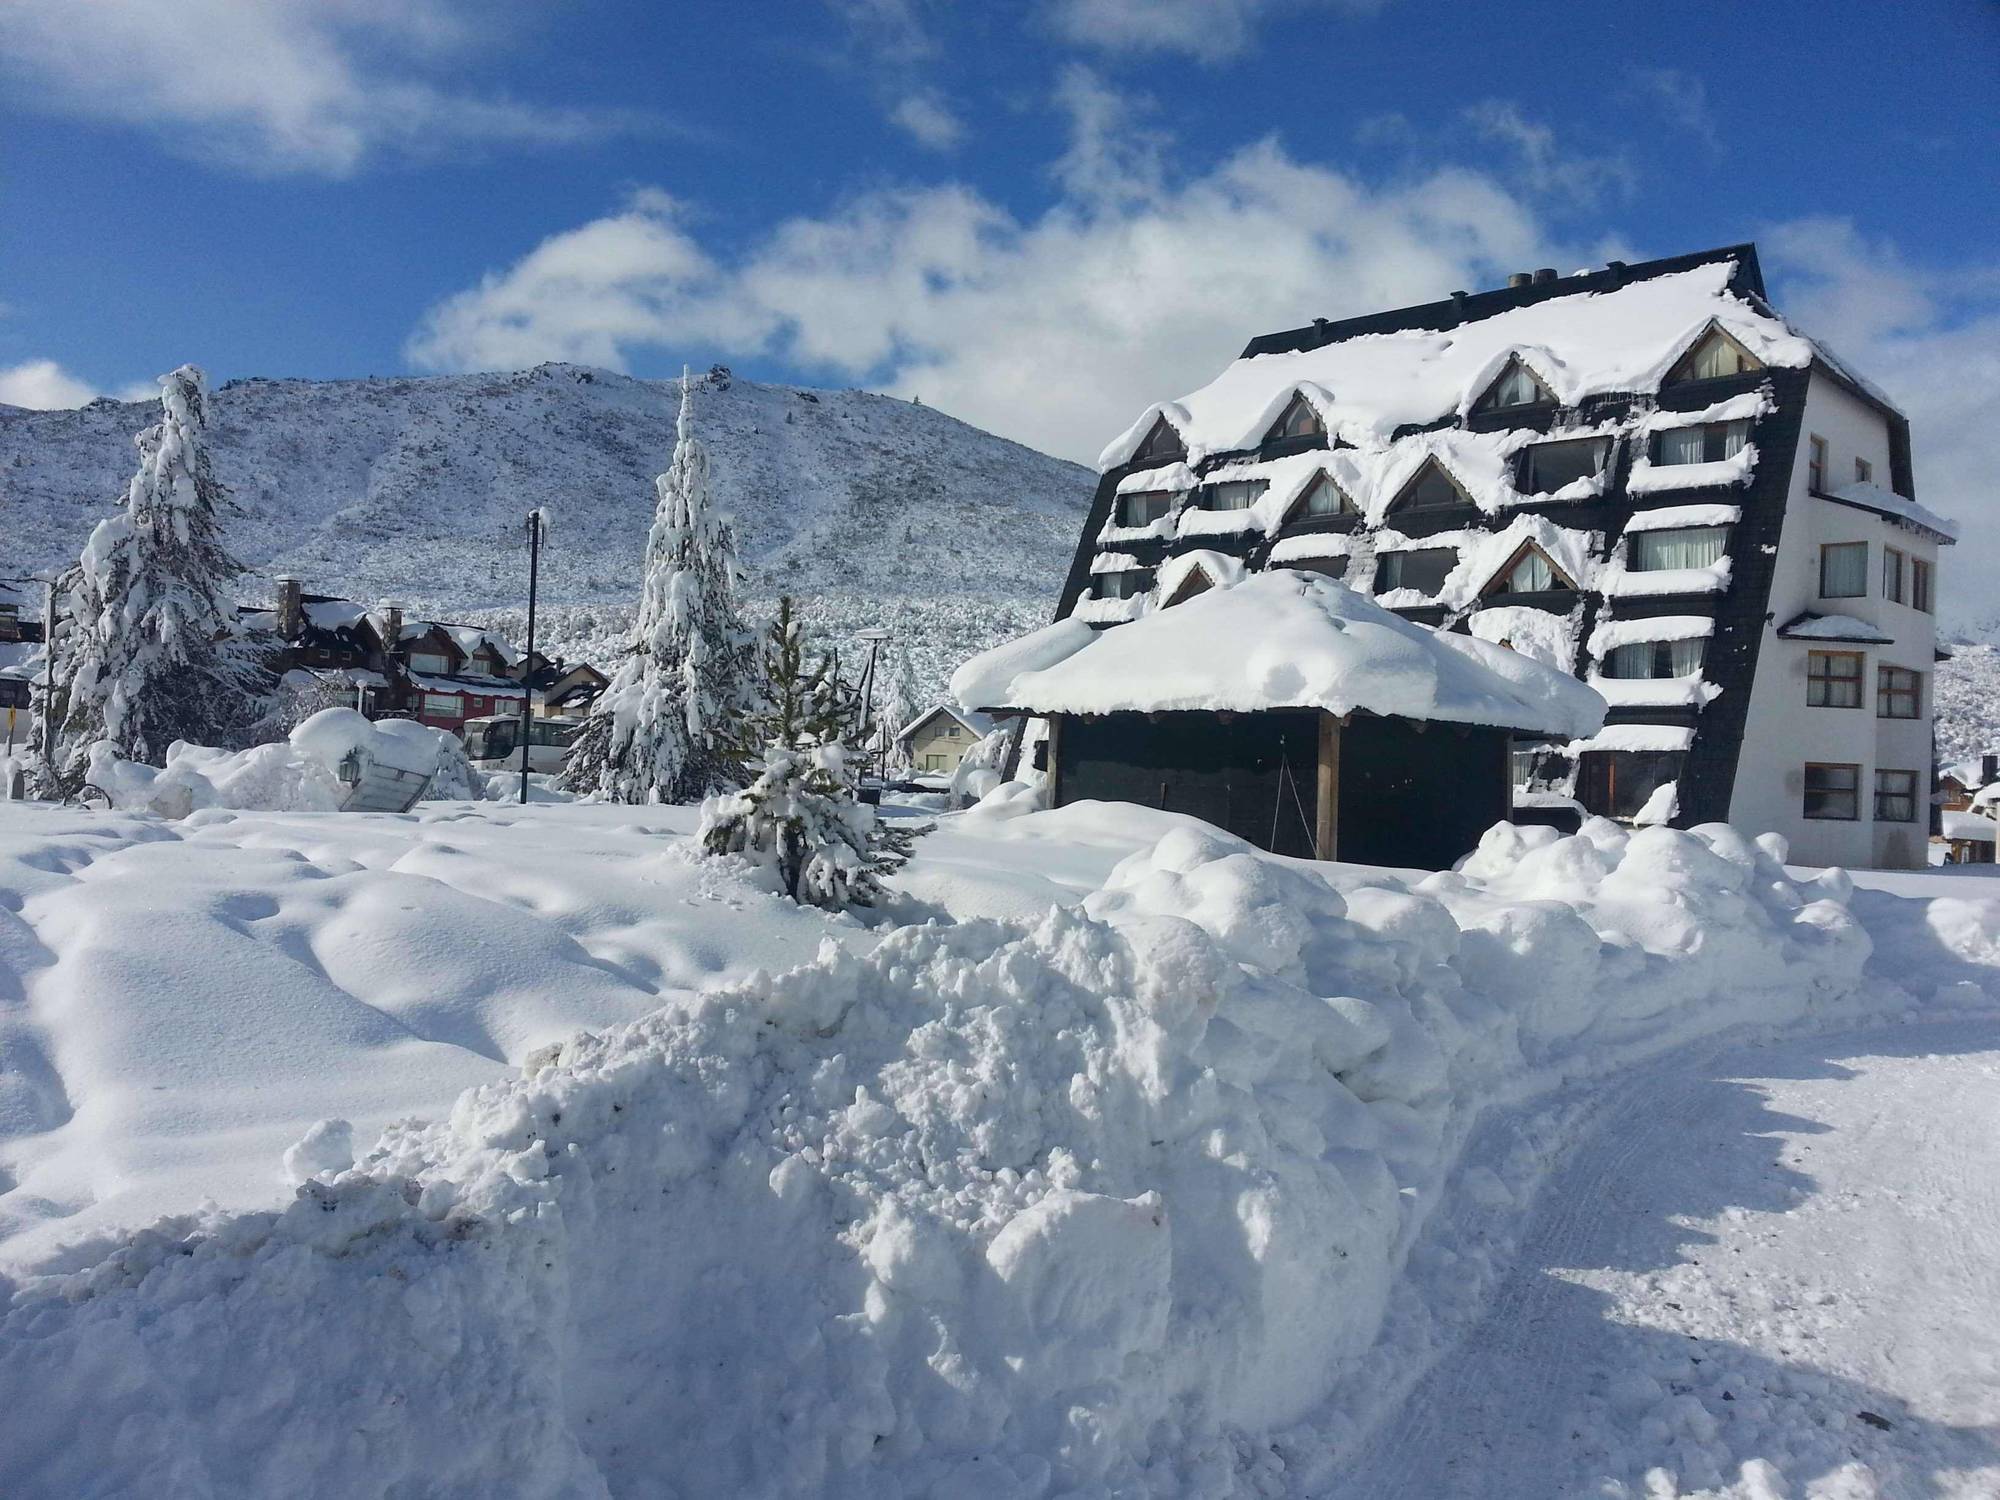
[[461, 715, 582, 774]]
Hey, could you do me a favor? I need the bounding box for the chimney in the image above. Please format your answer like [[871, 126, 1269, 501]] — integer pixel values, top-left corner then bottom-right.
[[1506, 272, 1533, 289], [1604, 258, 1628, 286], [274, 576, 302, 641], [1533, 267, 1558, 284], [1983, 753, 1997, 788], [382, 601, 405, 658], [1450, 290, 1469, 323]]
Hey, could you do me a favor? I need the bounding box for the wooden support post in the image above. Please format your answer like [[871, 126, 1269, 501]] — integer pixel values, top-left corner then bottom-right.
[[1316, 711, 1339, 860], [1045, 715, 1063, 808]]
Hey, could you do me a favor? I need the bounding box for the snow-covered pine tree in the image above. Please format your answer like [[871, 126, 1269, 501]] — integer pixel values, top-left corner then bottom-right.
[[700, 596, 912, 909], [562, 374, 753, 802], [54, 366, 270, 782], [881, 645, 924, 770]]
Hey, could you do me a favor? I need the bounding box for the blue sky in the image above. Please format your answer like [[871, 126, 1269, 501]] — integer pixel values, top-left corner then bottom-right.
[[2, 0, 1996, 484]]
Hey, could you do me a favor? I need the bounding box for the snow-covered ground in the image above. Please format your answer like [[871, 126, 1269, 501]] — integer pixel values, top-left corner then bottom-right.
[[1, 794, 1998, 1497]]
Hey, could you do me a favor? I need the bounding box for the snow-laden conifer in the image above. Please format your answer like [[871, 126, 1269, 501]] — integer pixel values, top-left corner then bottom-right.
[[563, 375, 752, 802], [54, 366, 269, 781], [700, 596, 912, 909]]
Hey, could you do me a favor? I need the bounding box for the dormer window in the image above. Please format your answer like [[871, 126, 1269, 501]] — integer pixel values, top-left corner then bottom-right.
[[1162, 567, 1215, 608], [1266, 393, 1325, 443], [1377, 547, 1456, 595], [1473, 357, 1554, 414], [1205, 479, 1268, 512], [1518, 436, 1611, 495], [1651, 420, 1749, 467], [1388, 457, 1474, 515], [1665, 326, 1763, 386], [1117, 490, 1174, 527], [1136, 415, 1184, 462], [1288, 473, 1356, 522], [1482, 542, 1575, 598]]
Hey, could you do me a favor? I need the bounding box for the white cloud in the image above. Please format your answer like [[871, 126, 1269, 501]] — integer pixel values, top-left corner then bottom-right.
[[0, 359, 100, 410], [408, 74, 1558, 464], [1632, 68, 1721, 150], [1765, 218, 2000, 634], [0, 0, 649, 176], [1043, 0, 1382, 59], [1463, 100, 1636, 205], [889, 92, 966, 152]]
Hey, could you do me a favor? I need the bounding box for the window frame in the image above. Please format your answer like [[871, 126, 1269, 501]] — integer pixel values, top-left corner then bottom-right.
[[1116, 489, 1174, 528], [1483, 542, 1575, 598], [1913, 557, 1934, 614], [1855, 456, 1874, 484], [422, 692, 463, 717], [1287, 473, 1354, 522], [1517, 436, 1611, 496], [1136, 415, 1183, 462], [1665, 326, 1764, 386], [1603, 638, 1706, 680], [1377, 547, 1457, 596], [1874, 769, 1919, 823], [1095, 568, 1154, 601], [1876, 664, 1922, 720], [1266, 393, 1324, 444], [1204, 478, 1268, 513], [1388, 458, 1474, 515], [1883, 546, 1906, 604], [1806, 650, 1865, 710], [1819, 541, 1869, 599], [1808, 434, 1828, 491], [408, 650, 452, 675], [1474, 357, 1555, 414], [1803, 762, 1861, 821]]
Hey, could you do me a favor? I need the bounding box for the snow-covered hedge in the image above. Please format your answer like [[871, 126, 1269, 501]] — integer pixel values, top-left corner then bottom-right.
[[86, 707, 486, 816], [0, 817, 1879, 1496]]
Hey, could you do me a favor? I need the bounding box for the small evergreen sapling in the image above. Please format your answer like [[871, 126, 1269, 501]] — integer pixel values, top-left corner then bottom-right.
[[700, 597, 913, 909]]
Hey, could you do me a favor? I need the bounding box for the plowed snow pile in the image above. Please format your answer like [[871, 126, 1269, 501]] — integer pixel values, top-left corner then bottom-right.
[[0, 816, 1944, 1496]]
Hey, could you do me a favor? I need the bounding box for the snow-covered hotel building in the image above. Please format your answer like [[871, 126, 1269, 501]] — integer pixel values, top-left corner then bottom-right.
[[1060, 244, 1954, 869]]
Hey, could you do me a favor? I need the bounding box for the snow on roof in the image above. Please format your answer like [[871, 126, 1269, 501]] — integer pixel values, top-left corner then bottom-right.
[[1942, 810, 1995, 842], [1587, 614, 1716, 655], [1097, 260, 1815, 469], [1465, 603, 1581, 673], [954, 570, 1605, 738], [302, 599, 372, 633], [1776, 611, 1895, 644], [1624, 441, 1758, 496], [1566, 722, 1696, 754], [1600, 554, 1732, 599], [1823, 480, 1957, 544], [1157, 549, 1246, 600], [1622, 502, 1742, 532]]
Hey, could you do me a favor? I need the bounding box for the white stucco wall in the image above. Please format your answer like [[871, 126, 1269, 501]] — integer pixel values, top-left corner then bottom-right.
[[1726, 372, 1941, 869]]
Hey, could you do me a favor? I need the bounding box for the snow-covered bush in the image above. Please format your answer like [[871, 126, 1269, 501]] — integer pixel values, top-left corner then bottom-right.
[[0, 815, 1886, 1499], [947, 723, 1012, 808], [699, 742, 902, 908], [86, 708, 485, 816]]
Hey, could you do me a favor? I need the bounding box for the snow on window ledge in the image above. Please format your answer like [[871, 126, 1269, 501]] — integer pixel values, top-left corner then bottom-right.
[[1623, 502, 1742, 532], [1626, 443, 1758, 495], [1600, 556, 1733, 598]]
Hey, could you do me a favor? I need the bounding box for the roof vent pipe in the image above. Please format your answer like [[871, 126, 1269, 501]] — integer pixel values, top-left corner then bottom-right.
[[1506, 272, 1533, 289], [1533, 267, 1558, 284]]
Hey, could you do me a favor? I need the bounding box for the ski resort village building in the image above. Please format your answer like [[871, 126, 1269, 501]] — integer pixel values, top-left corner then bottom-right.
[[1047, 243, 1953, 870]]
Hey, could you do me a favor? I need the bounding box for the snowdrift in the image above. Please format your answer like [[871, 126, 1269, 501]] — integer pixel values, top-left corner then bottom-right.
[[86, 708, 487, 816], [0, 817, 1882, 1497]]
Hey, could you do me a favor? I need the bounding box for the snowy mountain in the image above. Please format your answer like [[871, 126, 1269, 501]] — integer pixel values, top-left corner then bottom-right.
[[0, 365, 1095, 700]]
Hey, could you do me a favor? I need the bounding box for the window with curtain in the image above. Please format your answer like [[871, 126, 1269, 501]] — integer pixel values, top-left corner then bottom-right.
[[1578, 750, 1684, 818], [1874, 769, 1918, 822], [1804, 763, 1860, 820], [422, 693, 462, 716], [1652, 420, 1750, 466], [1669, 330, 1760, 384], [1378, 548, 1456, 594], [1096, 568, 1153, 600], [1630, 525, 1728, 571], [1117, 490, 1173, 527], [1820, 541, 1868, 598], [1519, 437, 1610, 494], [1807, 651, 1864, 709], [409, 651, 451, 675], [1486, 546, 1568, 596], [1914, 558, 1934, 612], [1206, 479, 1268, 512], [1877, 665, 1922, 719], [1478, 360, 1551, 411], [1392, 460, 1469, 512], [1295, 474, 1351, 518], [1605, 638, 1706, 679]]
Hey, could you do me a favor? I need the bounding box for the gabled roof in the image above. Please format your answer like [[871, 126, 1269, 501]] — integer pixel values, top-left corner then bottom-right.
[[895, 702, 997, 743], [955, 570, 1605, 738]]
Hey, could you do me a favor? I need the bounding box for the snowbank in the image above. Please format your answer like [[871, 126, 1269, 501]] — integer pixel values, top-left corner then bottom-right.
[[87, 708, 486, 816], [0, 812, 1907, 1498]]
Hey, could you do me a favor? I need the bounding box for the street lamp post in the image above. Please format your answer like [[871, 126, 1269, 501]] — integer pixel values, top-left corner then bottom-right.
[[519, 509, 544, 806]]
